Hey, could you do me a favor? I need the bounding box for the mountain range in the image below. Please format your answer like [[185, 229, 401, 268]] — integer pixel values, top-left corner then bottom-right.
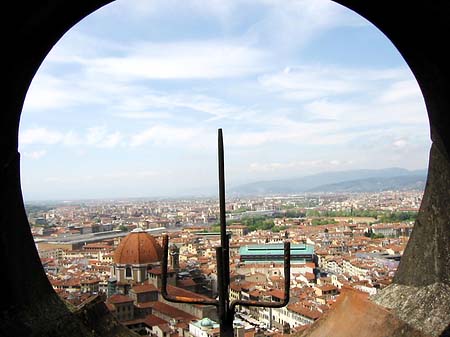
[[230, 168, 427, 195]]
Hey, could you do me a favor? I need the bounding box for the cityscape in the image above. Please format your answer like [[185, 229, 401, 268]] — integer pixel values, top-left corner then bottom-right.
[[28, 189, 422, 336], [5, 0, 450, 337], [14, 1, 439, 336]]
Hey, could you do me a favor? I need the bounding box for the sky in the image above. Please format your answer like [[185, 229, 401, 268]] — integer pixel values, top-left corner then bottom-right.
[[19, 0, 431, 201]]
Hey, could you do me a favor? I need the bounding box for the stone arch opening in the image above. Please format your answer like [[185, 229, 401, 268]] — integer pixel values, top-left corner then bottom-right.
[[18, 0, 430, 203], [1, 1, 450, 336]]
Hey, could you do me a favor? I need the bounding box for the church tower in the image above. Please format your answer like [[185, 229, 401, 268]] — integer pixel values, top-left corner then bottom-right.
[[169, 243, 180, 271]]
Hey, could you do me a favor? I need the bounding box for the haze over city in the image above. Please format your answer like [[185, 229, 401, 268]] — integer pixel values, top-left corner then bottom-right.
[[18, 0, 430, 201]]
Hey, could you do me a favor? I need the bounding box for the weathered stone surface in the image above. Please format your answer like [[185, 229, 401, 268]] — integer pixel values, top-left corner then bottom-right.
[[394, 142, 450, 286], [74, 296, 139, 337], [372, 283, 450, 337], [2, 1, 450, 336], [296, 287, 430, 337], [0, 293, 90, 337], [0, 293, 137, 337]]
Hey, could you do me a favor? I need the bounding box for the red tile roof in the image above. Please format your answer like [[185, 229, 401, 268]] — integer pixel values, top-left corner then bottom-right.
[[131, 283, 158, 293], [268, 289, 286, 300], [151, 301, 197, 321], [107, 294, 134, 304], [287, 304, 322, 320], [114, 229, 162, 265], [144, 314, 167, 327]]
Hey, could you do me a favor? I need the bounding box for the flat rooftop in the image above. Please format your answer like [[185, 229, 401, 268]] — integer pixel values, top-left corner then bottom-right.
[[239, 243, 314, 256], [37, 227, 170, 245]]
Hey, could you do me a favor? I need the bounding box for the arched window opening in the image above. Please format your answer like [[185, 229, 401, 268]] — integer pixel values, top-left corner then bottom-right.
[[125, 266, 132, 278], [17, 0, 436, 336]]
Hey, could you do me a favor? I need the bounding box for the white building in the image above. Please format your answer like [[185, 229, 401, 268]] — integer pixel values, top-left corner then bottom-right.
[[189, 318, 220, 337]]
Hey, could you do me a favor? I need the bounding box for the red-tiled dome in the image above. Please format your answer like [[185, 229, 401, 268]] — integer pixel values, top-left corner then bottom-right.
[[114, 228, 163, 265]]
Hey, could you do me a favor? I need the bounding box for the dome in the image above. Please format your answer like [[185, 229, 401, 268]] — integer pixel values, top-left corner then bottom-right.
[[200, 318, 214, 327], [114, 228, 163, 265]]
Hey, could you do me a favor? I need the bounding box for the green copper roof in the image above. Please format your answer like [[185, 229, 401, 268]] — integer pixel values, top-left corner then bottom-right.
[[239, 243, 314, 256]]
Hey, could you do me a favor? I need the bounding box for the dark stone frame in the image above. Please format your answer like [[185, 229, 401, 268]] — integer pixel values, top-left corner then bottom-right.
[[1, 1, 449, 336]]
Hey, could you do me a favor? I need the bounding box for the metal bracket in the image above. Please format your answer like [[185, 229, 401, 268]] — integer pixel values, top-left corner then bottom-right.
[[160, 129, 291, 337]]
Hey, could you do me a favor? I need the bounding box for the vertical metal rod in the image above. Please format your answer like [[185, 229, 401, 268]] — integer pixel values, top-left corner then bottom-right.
[[162, 235, 169, 295], [216, 247, 226, 324], [218, 128, 232, 337], [218, 128, 226, 242], [216, 245, 234, 337], [283, 241, 291, 304], [218, 129, 230, 284]]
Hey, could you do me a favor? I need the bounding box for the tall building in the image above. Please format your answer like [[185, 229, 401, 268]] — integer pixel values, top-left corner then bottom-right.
[[169, 244, 180, 271]]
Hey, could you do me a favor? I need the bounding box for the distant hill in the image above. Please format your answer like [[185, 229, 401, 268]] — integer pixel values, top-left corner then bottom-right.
[[230, 168, 427, 195], [307, 175, 426, 193]]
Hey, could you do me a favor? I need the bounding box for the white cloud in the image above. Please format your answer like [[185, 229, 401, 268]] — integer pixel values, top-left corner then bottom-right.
[[115, 91, 255, 122], [392, 138, 408, 149], [378, 79, 423, 103], [104, 170, 160, 179], [25, 39, 269, 119], [44, 169, 161, 185], [20, 128, 63, 145], [23, 150, 47, 160], [62, 131, 83, 146], [19, 126, 123, 149], [83, 40, 268, 80], [114, 111, 172, 120], [248, 159, 353, 174], [85, 126, 123, 148], [226, 123, 357, 148], [111, 0, 362, 51], [240, 0, 365, 54], [46, 31, 128, 62], [129, 125, 201, 147], [44, 175, 95, 183], [19, 0, 431, 200], [259, 66, 410, 102], [97, 131, 123, 149], [24, 73, 106, 112]]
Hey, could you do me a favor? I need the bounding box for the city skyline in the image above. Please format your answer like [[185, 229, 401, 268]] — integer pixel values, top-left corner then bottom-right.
[[19, 0, 430, 201]]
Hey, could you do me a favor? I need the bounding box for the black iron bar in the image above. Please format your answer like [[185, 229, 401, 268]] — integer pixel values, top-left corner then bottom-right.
[[218, 128, 230, 288], [216, 245, 233, 337]]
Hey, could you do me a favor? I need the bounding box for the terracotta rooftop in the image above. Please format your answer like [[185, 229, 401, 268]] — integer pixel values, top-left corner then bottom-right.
[[267, 289, 286, 300], [107, 294, 134, 304], [177, 278, 196, 287], [317, 284, 338, 292], [165, 285, 211, 301], [287, 304, 322, 320], [151, 301, 197, 321], [297, 287, 429, 337], [131, 283, 158, 293], [114, 228, 162, 265], [144, 314, 167, 327], [135, 302, 155, 309]]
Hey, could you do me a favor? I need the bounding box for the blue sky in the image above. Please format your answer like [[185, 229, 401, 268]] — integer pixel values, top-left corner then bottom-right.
[[19, 0, 430, 201]]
